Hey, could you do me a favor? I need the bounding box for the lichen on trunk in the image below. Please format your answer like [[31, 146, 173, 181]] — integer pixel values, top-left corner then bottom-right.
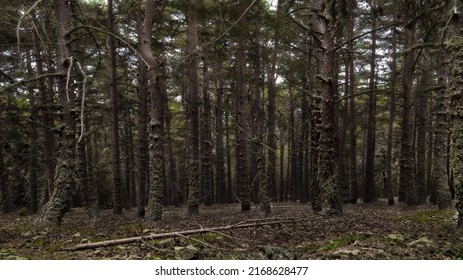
[[448, 35, 463, 227]]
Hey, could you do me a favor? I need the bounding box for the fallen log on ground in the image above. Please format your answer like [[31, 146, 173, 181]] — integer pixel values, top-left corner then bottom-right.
[[68, 218, 310, 251]]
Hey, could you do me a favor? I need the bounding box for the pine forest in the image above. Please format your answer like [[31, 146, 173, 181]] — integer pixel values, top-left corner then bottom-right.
[[1, 0, 463, 260]]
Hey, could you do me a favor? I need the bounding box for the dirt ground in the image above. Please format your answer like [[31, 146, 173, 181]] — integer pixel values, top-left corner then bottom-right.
[[1, 201, 462, 260]]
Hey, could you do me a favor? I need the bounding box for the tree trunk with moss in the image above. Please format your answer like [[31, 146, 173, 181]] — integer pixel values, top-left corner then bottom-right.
[[415, 49, 430, 204], [36, 0, 76, 225], [139, 0, 164, 221], [434, 52, 452, 209], [313, 0, 342, 215], [136, 1, 149, 217], [0, 120, 6, 213], [447, 2, 463, 227]]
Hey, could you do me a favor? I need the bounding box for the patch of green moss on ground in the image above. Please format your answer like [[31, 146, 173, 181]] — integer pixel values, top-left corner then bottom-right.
[[399, 209, 454, 224], [298, 235, 367, 254]]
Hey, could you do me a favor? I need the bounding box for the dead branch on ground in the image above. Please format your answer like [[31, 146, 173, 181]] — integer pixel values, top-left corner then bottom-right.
[[68, 218, 312, 251]]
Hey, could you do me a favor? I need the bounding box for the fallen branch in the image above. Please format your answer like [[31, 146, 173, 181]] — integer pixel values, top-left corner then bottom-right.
[[68, 218, 307, 251]]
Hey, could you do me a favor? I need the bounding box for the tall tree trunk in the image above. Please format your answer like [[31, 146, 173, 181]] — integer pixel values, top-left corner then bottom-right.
[[108, 0, 122, 214], [386, 29, 398, 206], [266, 0, 281, 201], [309, 75, 321, 210], [201, 61, 213, 206], [279, 121, 286, 202], [216, 77, 227, 203], [289, 88, 297, 201], [123, 114, 132, 210], [435, 51, 452, 209], [400, 19, 418, 206], [363, 10, 377, 203], [139, 0, 164, 221], [338, 97, 349, 202], [448, 0, 463, 227], [0, 128, 5, 213], [165, 77, 179, 206], [236, 33, 251, 212], [254, 8, 270, 214], [136, 1, 149, 217], [84, 116, 97, 213], [32, 27, 55, 204], [26, 52, 39, 213], [225, 109, 233, 202], [415, 49, 430, 204], [314, 0, 342, 215], [427, 99, 435, 204], [37, 0, 76, 225], [187, 0, 201, 215]]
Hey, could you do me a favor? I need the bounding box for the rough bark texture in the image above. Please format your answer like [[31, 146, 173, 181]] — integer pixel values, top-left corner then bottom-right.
[[399, 22, 418, 206], [136, 2, 149, 217], [363, 13, 376, 203], [108, 0, 122, 214], [347, 5, 358, 204], [434, 52, 452, 209], [26, 53, 39, 213], [0, 111, 6, 213], [139, 0, 164, 221], [200, 61, 213, 206], [386, 29, 398, 206], [236, 37, 251, 212], [36, 0, 75, 225], [448, 4, 463, 227], [216, 78, 227, 203], [315, 0, 342, 215], [186, 0, 201, 215], [32, 20, 55, 204], [266, 0, 281, 201], [415, 49, 430, 204]]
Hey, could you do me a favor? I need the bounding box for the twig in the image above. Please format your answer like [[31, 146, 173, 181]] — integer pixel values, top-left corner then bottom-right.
[[68, 218, 306, 251], [75, 60, 88, 143]]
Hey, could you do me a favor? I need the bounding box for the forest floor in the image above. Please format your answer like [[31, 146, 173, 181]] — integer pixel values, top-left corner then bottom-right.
[[1, 200, 463, 260]]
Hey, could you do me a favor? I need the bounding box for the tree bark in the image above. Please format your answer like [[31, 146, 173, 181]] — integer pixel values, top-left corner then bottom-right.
[[386, 29, 398, 206], [201, 61, 213, 206], [266, 0, 281, 201], [447, 0, 463, 226], [434, 51, 452, 209], [363, 9, 377, 203], [236, 33, 251, 212], [139, 0, 164, 221], [216, 77, 227, 203], [415, 49, 431, 204], [0, 103, 6, 213], [26, 51, 39, 213], [108, 0, 122, 214], [314, 0, 342, 215], [186, 0, 201, 215], [400, 20, 418, 206], [32, 25, 55, 205], [136, 0, 149, 217], [36, 0, 76, 225]]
